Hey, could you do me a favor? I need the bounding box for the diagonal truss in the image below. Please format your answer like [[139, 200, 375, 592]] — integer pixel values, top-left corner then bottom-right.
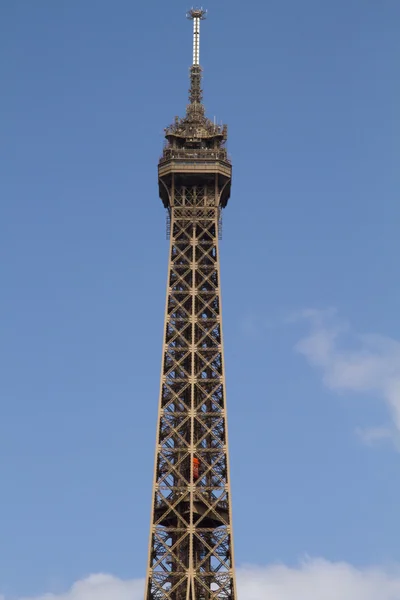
[[145, 184, 237, 600]]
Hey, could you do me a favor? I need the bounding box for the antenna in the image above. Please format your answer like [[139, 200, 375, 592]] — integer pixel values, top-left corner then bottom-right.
[[187, 8, 207, 66], [186, 8, 207, 107]]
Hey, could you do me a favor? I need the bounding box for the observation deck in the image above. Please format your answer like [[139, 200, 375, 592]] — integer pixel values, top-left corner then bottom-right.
[[158, 117, 232, 209]]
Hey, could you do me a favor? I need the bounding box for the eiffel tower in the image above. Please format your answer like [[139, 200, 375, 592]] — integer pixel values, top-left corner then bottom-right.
[[144, 9, 237, 599]]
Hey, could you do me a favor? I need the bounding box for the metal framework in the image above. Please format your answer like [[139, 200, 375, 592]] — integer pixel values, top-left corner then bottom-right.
[[144, 9, 237, 600]]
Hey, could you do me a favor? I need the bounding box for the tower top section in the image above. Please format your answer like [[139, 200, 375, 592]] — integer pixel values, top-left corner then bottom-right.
[[158, 8, 232, 209], [160, 7, 228, 146]]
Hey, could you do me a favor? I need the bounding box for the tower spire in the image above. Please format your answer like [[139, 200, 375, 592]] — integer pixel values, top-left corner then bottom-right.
[[187, 8, 207, 105]]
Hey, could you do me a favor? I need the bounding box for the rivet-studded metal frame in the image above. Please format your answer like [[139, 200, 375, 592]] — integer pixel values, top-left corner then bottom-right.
[[144, 184, 237, 600]]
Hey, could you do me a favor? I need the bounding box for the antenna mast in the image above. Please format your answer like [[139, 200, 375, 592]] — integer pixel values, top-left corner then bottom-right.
[[186, 8, 207, 106], [188, 7, 206, 65]]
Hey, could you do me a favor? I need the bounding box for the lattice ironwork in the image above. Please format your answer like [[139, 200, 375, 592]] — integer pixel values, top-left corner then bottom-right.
[[145, 10, 236, 600]]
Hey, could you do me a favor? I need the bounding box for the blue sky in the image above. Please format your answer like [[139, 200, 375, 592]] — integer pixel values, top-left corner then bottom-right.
[[1, 1, 400, 598]]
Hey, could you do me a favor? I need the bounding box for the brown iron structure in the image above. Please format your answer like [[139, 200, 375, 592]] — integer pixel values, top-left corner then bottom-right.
[[145, 9, 237, 600]]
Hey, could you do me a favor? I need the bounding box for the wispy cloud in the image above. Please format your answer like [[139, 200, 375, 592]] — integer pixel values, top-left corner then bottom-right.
[[11, 560, 400, 600], [293, 308, 400, 445], [356, 426, 393, 446]]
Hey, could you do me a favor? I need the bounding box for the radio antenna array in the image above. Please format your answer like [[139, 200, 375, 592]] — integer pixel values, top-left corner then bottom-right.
[[186, 8, 207, 106], [187, 8, 207, 66]]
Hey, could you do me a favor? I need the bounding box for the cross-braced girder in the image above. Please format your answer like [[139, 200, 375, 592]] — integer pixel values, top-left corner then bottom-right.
[[145, 181, 237, 600]]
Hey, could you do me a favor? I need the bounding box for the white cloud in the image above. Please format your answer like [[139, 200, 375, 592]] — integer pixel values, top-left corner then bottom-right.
[[293, 309, 400, 445], [239, 560, 400, 599], [10, 560, 400, 600], [18, 575, 144, 600]]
